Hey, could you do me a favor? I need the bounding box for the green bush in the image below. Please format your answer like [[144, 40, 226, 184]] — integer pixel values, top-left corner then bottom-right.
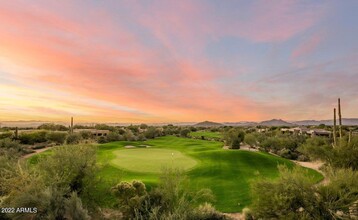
[[79, 130, 93, 139], [0, 132, 13, 139], [180, 128, 190, 137], [46, 132, 67, 145], [18, 131, 48, 145], [38, 123, 68, 131], [223, 128, 245, 149], [66, 133, 82, 144], [299, 136, 358, 170], [250, 165, 358, 219], [112, 168, 219, 220], [106, 132, 122, 142], [0, 139, 23, 158], [112, 180, 148, 218]]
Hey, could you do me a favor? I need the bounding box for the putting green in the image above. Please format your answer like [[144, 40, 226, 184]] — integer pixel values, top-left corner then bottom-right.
[[110, 148, 197, 173]]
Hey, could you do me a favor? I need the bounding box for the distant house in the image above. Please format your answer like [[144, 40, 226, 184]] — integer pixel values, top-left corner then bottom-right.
[[281, 127, 309, 135], [257, 128, 268, 133], [306, 129, 331, 137], [74, 129, 110, 137]]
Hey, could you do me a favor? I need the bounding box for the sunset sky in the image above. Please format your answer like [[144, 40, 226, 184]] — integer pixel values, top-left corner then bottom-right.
[[0, 0, 357, 123]]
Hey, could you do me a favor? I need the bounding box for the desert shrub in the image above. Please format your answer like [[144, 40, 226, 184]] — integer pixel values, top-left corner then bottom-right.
[[0, 132, 13, 139], [117, 128, 126, 135], [0, 138, 21, 150], [251, 165, 317, 219], [97, 136, 107, 144], [180, 128, 190, 137], [112, 168, 218, 220], [244, 133, 257, 148], [37, 145, 98, 194], [0, 139, 23, 157], [191, 203, 227, 220], [250, 165, 358, 219], [112, 180, 148, 219], [0, 145, 97, 219], [277, 148, 299, 160], [223, 128, 245, 149], [139, 124, 148, 129], [79, 130, 93, 139], [299, 136, 358, 170], [144, 127, 157, 139], [46, 132, 67, 145], [18, 131, 48, 145], [137, 134, 147, 141], [64, 192, 91, 220], [95, 123, 113, 131], [66, 133, 82, 144], [124, 130, 136, 141], [242, 207, 254, 220], [38, 123, 68, 131], [106, 132, 122, 142]]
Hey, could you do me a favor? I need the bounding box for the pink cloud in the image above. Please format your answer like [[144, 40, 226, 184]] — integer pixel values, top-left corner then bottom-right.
[[292, 31, 324, 58], [0, 0, 339, 122], [239, 0, 327, 42]]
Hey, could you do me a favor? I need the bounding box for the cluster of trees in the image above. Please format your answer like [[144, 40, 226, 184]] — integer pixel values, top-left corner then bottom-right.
[[111, 168, 226, 220], [299, 136, 358, 170], [223, 128, 245, 149], [247, 165, 358, 219], [0, 145, 99, 219], [246, 129, 358, 219]]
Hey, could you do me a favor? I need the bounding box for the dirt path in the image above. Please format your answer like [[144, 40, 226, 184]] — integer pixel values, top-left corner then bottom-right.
[[22, 147, 53, 159], [224, 212, 244, 220], [292, 160, 328, 185]]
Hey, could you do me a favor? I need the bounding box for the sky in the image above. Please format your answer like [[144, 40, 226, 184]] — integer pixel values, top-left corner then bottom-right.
[[0, 0, 357, 123]]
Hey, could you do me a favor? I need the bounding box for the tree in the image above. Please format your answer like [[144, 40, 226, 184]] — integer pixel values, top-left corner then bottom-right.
[[106, 132, 122, 142], [144, 127, 158, 139], [244, 133, 257, 150], [139, 124, 148, 129], [223, 129, 245, 149], [180, 129, 190, 137], [124, 130, 136, 141]]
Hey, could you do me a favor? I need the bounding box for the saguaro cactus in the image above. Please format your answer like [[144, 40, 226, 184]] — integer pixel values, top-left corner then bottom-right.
[[14, 127, 18, 140], [71, 117, 74, 134], [333, 108, 337, 147], [338, 98, 343, 141]]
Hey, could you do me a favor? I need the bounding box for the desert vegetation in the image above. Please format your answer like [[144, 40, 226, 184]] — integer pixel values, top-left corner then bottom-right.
[[1, 99, 358, 219]]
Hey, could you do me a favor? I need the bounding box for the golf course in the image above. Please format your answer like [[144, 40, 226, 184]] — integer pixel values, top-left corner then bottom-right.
[[95, 136, 323, 212], [189, 131, 222, 139]]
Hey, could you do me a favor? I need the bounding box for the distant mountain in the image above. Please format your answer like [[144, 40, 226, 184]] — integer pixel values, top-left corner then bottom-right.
[[259, 119, 294, 127], [194, 121, 223, 127], [294, 118, 358, 126], [223, 121, 258, 127]]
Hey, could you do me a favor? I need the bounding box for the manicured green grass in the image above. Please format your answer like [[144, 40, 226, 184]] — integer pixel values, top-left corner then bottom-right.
[[189, 131, 222, 139], [110, 148, 197, 173], [96, 136, 323, 212]]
